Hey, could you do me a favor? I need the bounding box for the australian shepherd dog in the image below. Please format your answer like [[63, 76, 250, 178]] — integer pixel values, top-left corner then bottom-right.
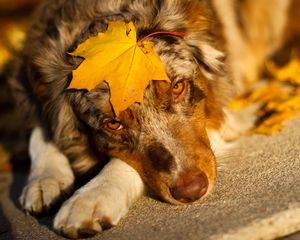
[[9, 0, 299, 238]]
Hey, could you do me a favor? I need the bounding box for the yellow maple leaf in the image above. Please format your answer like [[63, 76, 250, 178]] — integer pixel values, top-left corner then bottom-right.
[[0, 145, 11, 173], [267, 58, 300, 84], [68, 20, 170, 116], [230, 56, 300, 135], [255, 111, 297, 135], [0, 43, 11, 73], [230, 82, 291, 110], [276, 95, 300, 112], [255, 122, 284, 135]]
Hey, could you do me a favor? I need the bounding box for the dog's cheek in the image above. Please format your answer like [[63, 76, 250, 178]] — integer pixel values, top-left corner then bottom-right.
[[111, 150, 171, 195]]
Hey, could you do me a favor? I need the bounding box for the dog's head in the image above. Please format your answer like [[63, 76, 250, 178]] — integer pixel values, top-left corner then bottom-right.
[[28, 0, 229, 204], [70, 1, 229, 204]]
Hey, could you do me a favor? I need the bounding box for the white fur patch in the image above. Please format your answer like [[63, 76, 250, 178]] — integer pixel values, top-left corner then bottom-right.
[[54, 158, 145, 238], [20, 127, 75, 213]]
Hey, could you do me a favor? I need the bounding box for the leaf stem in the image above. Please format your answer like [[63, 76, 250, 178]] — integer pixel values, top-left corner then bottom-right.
[[139, 31, 187, 43]]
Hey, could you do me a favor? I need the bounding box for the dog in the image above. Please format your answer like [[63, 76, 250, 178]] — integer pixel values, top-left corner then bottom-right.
[[9, 0, 299, 238]]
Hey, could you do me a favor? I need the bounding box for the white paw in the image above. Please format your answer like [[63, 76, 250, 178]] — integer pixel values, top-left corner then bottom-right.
[[20, 176, 73, 214], [54, 187, 128, 238]]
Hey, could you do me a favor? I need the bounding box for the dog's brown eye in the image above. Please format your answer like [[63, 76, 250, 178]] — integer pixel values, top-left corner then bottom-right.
[[105, 119, 124, 131], [172, 81, 186, 102]]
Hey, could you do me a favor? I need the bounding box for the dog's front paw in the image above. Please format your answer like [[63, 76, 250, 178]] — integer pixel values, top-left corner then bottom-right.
[[54, 189, 127, 238], [20, 176, 73, 215]]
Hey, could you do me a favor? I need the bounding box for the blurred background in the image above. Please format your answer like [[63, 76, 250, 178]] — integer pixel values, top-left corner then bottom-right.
[[0, 0, 41, 173]]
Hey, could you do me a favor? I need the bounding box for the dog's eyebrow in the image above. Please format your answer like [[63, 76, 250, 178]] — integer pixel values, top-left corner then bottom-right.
[[189, 45, 216, 74]]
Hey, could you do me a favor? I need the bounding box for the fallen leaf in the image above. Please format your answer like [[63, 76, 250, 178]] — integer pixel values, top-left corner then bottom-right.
[[5, 22, 26, 51], [0, 145, 11, 173], [68, 20, 170, 116], [255, 111, 296, 135], [276, 95, 300, 112], [248, 83, 290, 104], [230, 82, 291, 110], [231, 56, 300, 135], [267, 58, 300, 84], [255, 122, 284, 135], [0, 43, 12, 74]]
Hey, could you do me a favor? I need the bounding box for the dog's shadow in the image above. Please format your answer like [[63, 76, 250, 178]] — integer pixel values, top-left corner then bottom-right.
[[0, 194, 14, 239]]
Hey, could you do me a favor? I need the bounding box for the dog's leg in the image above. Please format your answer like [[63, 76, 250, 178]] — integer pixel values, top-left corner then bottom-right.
[[20, 127, 75, 214], [54, 158, 145, 238]]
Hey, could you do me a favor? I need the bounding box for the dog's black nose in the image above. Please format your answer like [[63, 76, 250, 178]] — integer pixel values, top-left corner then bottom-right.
[[170, 171, 208, 203]]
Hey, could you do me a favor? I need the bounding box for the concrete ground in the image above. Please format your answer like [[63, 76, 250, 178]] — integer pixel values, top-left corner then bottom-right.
[[0, 117, 300, 240]]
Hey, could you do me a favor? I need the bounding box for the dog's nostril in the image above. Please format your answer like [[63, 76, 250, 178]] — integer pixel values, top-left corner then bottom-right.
[[170, 172, 208, 203]]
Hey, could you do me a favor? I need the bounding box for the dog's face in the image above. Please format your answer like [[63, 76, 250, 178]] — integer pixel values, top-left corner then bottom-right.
[[74, 39, 224, 204]]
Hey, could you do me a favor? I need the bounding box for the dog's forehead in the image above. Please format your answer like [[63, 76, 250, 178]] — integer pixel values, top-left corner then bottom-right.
[[153, 40, 198, 82]]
